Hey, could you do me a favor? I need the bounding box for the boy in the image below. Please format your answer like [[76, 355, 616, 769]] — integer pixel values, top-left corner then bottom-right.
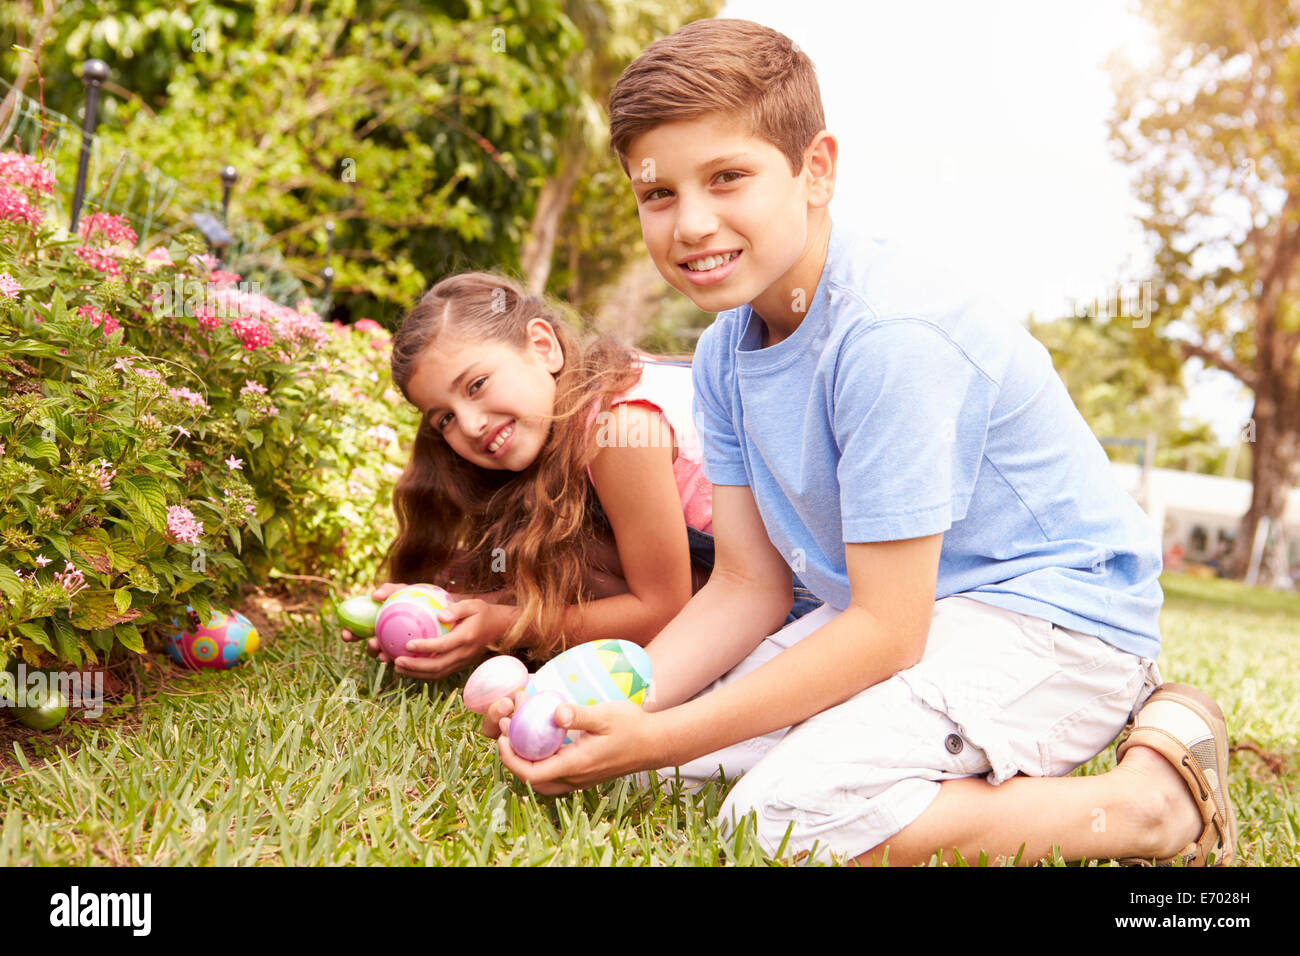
[[493, 17, 1235, 867]]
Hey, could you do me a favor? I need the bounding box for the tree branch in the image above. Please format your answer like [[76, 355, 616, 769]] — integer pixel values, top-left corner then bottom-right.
[[1180, 339, 1257, 390]]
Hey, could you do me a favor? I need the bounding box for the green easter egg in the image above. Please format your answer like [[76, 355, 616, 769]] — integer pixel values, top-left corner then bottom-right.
[[337, 595, 382, 636], [16, 685, 67, 731]]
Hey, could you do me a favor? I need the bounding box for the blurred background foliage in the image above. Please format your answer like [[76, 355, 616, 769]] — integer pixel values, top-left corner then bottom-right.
[[0, 0, 721, 337]]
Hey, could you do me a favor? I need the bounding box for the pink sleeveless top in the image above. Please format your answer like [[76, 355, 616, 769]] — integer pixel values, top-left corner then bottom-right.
[[585, 357, 713, 534]]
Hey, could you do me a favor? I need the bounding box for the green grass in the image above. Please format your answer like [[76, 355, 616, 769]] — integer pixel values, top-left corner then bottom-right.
[[2, 571, 1296, 866]]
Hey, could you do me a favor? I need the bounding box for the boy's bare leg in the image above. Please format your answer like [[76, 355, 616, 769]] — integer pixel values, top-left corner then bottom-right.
[[858, 745, 1205, 866]]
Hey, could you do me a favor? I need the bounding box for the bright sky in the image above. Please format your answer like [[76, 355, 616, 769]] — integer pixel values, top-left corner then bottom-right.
[[719, 0, 1255, 446]]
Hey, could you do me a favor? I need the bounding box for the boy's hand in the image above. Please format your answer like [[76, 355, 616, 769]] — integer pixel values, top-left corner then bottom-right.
[[395, 598, 502, 680], [497, 700, 662, 795], [480, 688, 529, 739]]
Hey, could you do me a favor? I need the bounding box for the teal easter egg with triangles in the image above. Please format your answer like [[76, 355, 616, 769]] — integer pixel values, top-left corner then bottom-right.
[[525, 639, 653, 708]]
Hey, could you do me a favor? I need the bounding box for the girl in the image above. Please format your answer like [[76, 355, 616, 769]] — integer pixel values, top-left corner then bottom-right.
[[341, 271, 821, 679]]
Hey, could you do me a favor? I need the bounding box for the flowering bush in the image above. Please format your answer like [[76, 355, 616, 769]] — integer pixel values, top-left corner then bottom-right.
[[0, 151, 414, 669]]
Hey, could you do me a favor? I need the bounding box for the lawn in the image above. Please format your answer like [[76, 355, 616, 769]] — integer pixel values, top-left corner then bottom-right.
[[2, 572, 1296, 866]]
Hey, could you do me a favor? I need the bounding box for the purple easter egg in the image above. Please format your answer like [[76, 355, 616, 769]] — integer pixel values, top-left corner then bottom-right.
[[463, 655, 528, 714], [509, 691, 567, 761], [375, 584, 451, 659]]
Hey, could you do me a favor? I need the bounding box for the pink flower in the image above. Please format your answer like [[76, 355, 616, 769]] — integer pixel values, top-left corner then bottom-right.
[[143, 246, 172, 272], [240, 380, 268, 396], [34, 554, 51, 567], [367, 424, 398, 448], [174, 425, 191, 438], [166, 505, 204, 545], [134, 367, 164, 383], [209, 269, 242, 285], [228, 315, 273, 351], [78, 212, 138, 247], [225, 455, 243, 471], [0, 185, 42, 226], [244, 504, 256, 514], [0, 153, 56, 194], [113, 357, 134, 373], [196, 311, 221, 332], [74, 245, 122, 276], [169, 386, 209, 410], [0, 272, 20, 298], [354, 318, 383, 333], [53, 561, 87, 599], [77, 304, 120, 338], [89, 458, 116, 491]]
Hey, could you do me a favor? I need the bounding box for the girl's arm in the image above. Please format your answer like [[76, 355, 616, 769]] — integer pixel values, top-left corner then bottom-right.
[[548, 402, 697, 646], [496, 485, 943, 792], [397, 404, 700, 678]]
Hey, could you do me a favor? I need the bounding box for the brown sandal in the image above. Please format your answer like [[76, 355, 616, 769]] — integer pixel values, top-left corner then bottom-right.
[[1115, 683, 1237, 866]]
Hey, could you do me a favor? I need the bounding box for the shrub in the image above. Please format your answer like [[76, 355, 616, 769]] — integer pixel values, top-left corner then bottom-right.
[[0, 150, 413, 669]]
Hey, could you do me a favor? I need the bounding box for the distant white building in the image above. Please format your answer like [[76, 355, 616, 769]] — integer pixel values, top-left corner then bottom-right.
[[1110, 462, 1300, 577]]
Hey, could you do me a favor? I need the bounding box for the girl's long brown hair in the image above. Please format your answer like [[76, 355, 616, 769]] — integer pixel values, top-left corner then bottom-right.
[[382, 271, 644, 658]]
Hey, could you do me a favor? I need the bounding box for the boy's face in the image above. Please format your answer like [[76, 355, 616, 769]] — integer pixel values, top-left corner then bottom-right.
[[626, 116, 833, 320]]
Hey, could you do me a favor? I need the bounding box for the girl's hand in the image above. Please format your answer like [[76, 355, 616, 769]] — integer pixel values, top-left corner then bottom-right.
[[497, 700, 663, 796], [394, 598, 502, 680]]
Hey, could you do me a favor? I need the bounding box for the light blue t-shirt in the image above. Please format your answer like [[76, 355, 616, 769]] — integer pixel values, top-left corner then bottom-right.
[[692, 222, 1163, 659]]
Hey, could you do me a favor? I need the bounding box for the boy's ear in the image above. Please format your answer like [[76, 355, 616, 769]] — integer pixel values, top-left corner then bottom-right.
[[803, 130, 837, 209]]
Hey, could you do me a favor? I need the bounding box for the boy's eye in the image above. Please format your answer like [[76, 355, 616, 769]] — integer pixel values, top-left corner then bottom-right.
[[435, 412, 452, 430], [716, 170, 744, 185], [469, 376, 487, 394], [642, 187, 670, 202]]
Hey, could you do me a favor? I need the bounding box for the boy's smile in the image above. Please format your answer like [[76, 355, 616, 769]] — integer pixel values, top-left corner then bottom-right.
[[626, 116, 836, 340]]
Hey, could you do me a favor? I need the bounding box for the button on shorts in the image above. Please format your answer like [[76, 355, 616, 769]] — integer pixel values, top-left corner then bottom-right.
[[660, 593, 1161, 863]]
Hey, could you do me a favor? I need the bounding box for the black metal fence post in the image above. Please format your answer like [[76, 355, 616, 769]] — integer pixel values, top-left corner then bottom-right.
[[69, 58, 110, 234], [220, 164, 237, 224], [322, 219, 335, 301]]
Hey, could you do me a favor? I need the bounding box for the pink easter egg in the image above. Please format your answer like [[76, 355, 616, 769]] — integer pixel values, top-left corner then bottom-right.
[[509, 691, 568, 761], [375, 584, 451, 659], [463, 655, 529, 714]]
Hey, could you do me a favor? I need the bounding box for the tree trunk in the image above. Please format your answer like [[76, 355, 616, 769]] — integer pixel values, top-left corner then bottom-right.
[[519, 135, 589, 296], [1226, 378, 1300, 583]]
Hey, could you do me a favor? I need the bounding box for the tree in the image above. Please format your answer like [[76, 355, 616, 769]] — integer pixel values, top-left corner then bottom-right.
[[517, 0, 723, 303], [1109, 0, 1300, 581]]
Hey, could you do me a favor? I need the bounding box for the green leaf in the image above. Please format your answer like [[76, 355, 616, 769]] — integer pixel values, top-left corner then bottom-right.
[[0, 566, 22, 601], [114, 624, 145, 653], [247, 429, 263, 448], [16, 621, 51, 651], [122, 474, 168, 531], [48, 534, 71, 561], [21, 439, 59, 464], [228, 525, 242, 553], [52, 619, 81, 667], [114, 588, 132, 614]]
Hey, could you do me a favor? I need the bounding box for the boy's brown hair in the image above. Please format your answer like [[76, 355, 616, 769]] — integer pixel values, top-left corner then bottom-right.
[[608, 18, 826, 178]]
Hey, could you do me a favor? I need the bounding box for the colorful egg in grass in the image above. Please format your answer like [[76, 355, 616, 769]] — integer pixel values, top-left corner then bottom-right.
[[463, 655, 529, 714], [508, 691, 568, 761], [375, 584, 451, 660], [526, 639, 653, 708], [336, 595, 383, 637], [167, 607, 260, 670]]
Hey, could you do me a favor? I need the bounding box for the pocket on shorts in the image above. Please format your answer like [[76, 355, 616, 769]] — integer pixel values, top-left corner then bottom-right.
[[894, 597, 1062, 784]]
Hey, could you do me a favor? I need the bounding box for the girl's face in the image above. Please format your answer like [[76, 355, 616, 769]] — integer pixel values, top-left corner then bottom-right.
[[407, 318, 565, 472]]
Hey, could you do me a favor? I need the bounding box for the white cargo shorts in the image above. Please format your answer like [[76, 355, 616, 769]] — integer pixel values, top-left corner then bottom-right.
[[660, 594, 1161, 863]]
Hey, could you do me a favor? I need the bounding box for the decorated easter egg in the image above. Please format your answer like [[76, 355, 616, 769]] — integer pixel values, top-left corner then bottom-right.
[[526, 639, 653, 708], [509, 691, 568, 761], [375, 584, 451, 660], [167, 606, 260, 670], [463, 655, 529, 714], [337, 595, 382, 637]]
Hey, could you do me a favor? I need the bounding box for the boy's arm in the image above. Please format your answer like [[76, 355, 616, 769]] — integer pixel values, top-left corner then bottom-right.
[[641, 482, 795, 711], [499, 519, 943, 794]]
